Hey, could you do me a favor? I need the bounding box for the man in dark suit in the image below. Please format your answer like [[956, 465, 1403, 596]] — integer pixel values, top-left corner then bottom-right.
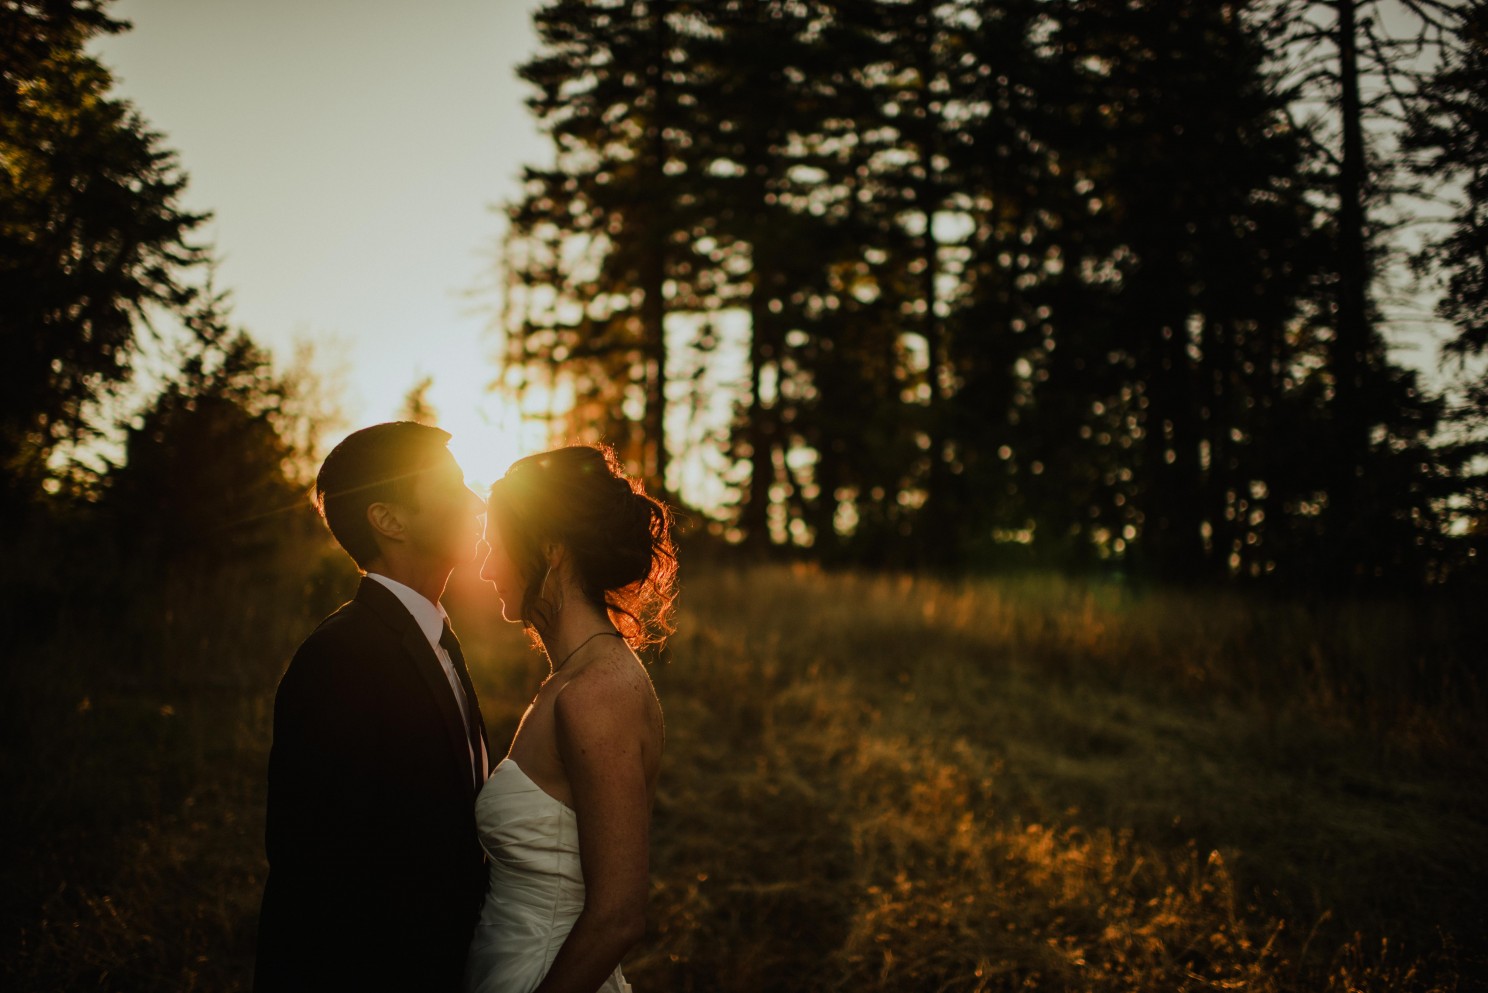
[[254, 421, 491, 992]]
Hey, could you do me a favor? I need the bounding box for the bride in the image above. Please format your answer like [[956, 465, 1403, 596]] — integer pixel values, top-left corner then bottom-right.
[[464, 444, 677, 993]]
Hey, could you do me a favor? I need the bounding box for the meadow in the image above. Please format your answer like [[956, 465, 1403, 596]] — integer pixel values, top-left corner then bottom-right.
[[3, 554, 1485, 991]]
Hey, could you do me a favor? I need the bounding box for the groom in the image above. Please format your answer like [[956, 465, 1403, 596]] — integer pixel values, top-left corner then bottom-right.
[[254, 422, 491, 992]]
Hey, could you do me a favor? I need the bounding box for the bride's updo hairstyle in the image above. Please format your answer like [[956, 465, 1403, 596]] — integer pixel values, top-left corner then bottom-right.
[[487, 444, 677, 649]]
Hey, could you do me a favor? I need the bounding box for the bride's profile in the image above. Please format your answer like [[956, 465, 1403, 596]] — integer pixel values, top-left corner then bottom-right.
[[464, 443, 677, 993]]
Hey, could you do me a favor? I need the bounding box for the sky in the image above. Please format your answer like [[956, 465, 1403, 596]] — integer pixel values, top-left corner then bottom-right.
[[91, 0, 553, 489]]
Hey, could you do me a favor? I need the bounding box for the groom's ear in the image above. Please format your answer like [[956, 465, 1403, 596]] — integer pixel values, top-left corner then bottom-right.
[[366, 501, 407, 544]]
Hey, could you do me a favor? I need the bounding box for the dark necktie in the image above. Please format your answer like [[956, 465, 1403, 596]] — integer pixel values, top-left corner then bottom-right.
[[439, 621, 488, 788]]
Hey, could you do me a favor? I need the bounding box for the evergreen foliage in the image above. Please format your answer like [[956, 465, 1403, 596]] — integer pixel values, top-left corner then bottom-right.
[[0, 0, 208, 511], [499, 0, 1484, 585]]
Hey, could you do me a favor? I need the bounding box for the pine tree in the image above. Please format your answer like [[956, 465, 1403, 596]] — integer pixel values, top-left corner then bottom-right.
[[0, 0, 208, 513], [1403, 0, 1488, 575], [682, 0, 840, 549], [1264, 0, 1465, 581], [503, 0, 695, 492], [1039, 0, 1331, 581]]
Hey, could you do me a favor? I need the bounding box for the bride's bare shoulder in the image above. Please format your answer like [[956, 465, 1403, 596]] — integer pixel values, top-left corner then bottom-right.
[[552, 644, 661, 744], [559, 643, 653, 704]]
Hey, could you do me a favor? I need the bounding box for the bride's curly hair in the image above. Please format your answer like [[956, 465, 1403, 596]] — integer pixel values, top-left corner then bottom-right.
[[486, 444, 677, 650]]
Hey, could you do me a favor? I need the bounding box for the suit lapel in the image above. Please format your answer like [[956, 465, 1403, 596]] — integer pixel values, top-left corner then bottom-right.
[[354, 577, 477, 799]]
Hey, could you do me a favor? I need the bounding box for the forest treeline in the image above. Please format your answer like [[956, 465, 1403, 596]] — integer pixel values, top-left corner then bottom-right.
[[499, 0, 1488, 584], [2, 0, 1487, 601]]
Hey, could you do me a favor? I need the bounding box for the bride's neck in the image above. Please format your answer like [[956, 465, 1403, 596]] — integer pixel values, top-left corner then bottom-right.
[[539, 598, 618, 674]]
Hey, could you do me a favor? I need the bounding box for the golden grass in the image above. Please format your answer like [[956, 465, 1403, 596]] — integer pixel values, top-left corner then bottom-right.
[[620, 565, 1485, 992], [3, 559, 1483, 991]]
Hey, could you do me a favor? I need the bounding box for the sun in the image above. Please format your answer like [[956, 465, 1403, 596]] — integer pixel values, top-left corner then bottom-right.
[[349, 329, 565, 495], [429, 377, 557, 494]]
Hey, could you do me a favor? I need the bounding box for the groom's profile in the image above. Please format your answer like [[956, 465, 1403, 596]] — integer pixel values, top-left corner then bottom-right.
[[254, 422, 490, 992]]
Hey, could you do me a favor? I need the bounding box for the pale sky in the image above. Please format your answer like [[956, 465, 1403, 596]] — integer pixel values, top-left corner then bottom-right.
[[92, 0, 552, 488]]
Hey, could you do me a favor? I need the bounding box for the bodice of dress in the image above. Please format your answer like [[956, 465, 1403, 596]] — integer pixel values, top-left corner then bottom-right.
[[463, 759, 630, 993], [476, 758, 585, 926]]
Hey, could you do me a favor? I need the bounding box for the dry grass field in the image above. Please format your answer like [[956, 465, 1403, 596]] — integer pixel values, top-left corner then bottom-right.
[[4, 556, 1485, 991]]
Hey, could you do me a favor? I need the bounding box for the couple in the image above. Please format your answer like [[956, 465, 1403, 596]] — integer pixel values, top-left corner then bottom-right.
[[252, 421, 676, 993]]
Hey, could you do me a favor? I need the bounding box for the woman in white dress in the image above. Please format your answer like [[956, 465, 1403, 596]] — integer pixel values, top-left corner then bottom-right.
[[464, 444, 676, 993]]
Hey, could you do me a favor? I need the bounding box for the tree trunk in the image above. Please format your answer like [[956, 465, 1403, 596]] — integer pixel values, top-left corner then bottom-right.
[[1139, 291, 1207, 581], [642, 0, 670, 494], [743, 273, 776, 551], [912, 0, 956, 568], [1332, 0, 1371, 559]]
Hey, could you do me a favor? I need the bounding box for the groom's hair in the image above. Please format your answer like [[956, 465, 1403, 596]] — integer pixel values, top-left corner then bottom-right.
[[314, 421, 453, 569]]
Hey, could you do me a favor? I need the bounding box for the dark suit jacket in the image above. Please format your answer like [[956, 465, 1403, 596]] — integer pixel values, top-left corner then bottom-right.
[[253, 577, 489, 992]]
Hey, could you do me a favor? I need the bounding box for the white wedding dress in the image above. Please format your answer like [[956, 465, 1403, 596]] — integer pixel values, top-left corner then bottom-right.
[[463, 758, 632, 993]]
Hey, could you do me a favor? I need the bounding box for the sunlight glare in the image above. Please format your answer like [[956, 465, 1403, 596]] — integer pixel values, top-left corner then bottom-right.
[[429, 376, 556, 493]]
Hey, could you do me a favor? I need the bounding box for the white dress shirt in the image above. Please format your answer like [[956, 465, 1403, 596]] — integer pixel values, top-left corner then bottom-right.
[[366, 572, 488, 782]]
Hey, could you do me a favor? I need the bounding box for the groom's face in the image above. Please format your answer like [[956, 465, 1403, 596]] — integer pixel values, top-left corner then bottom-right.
[[404, 450, 484, 568]]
